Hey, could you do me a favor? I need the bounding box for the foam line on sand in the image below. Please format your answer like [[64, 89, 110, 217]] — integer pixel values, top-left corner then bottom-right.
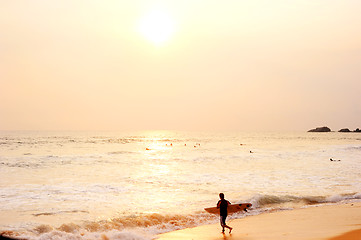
[[157, 202, 361, 240]]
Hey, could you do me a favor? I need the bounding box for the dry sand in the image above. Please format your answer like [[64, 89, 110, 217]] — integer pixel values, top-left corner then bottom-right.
[[157, 202, 361, 240]]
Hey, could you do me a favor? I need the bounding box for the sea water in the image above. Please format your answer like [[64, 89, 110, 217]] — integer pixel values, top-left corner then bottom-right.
[[1, 131, 361, 239]]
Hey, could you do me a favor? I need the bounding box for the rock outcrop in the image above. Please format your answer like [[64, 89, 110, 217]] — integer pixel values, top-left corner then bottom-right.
[[338, 128, 361, 132], [308, 126, 331, 132], [308, 127, 360, 132]]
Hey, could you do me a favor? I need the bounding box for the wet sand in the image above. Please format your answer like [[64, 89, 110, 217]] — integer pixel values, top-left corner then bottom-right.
[[157, 202, 361, 240]]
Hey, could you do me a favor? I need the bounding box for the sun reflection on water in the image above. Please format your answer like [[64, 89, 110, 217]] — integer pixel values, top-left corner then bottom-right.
[[136, 131, 179, 181]]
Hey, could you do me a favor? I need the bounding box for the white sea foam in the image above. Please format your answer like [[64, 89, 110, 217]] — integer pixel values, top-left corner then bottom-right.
[[24, 229, 153, 240]]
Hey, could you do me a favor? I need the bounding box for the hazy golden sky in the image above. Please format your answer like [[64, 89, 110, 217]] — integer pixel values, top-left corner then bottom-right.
[[1, 0, 360, 131]]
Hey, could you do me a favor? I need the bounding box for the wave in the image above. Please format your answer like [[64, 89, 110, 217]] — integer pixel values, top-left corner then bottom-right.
[[2, 229, 153, 240], [0, 155, 74, 169], [108, 151, 135, 155], [0, 134, 207, 148], [41, 213, 213, 233], [33, 210, 89, 217], [2, 212, 216, 240], [248, 192, 361, 208], [344, 145, 361, 150], [3, 193, 360, 240], [0, 161, 43, 169]]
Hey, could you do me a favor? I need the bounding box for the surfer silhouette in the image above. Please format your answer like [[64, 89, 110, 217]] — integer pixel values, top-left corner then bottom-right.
[[217, 193, 233, 233]]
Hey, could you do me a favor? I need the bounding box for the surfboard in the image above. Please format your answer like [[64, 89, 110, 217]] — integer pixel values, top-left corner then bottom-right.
[[204, 203, 252, 214]]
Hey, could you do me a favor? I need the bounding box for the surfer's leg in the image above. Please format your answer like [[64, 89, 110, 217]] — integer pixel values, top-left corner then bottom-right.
[[220, 216, 226, 233], [223, 224, 232, 233], [223, 216, 232, 233]]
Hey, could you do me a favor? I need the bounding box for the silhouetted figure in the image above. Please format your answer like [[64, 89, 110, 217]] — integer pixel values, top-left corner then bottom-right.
[[330, 158, 341, 162], [217, 193, 233, 234]]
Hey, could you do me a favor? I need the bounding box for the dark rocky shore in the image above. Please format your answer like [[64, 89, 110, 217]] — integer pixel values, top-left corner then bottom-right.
[[308, 126, 361, 132], [338, 128, 361, 132], [308, 126, 331, 132]]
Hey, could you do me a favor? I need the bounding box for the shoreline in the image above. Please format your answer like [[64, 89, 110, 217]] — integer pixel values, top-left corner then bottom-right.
[[157, 202, 361, 240]]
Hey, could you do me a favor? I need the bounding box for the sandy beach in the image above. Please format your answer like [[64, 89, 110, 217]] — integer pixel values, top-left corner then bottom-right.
[[157, 202, 361, 240]]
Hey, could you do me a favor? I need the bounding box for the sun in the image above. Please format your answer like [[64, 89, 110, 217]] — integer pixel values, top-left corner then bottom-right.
[[138, 8, 175, 46]]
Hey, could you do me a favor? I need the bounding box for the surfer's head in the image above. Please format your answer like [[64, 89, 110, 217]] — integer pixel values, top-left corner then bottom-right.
[[219, 193, 224, 199]]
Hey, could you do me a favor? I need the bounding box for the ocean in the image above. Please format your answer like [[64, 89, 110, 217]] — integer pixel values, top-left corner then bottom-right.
[[1, 131, 360, 240]]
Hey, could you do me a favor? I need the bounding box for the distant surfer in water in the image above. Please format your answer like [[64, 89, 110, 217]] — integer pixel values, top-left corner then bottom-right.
[[217, 193, 233, 233]]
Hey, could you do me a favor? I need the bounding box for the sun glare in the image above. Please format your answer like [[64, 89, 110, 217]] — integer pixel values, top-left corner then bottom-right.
[[138, 8, 175, 46]]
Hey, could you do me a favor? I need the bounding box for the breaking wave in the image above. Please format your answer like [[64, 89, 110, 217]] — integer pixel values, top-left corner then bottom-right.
[[2, 212, 217, 240], [2, 192, 360, 240], [249, 192, 361, 208]]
